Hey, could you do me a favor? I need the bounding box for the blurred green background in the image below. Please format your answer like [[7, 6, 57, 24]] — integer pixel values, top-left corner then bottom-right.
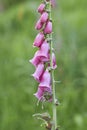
[[0, 0, 87, 130]]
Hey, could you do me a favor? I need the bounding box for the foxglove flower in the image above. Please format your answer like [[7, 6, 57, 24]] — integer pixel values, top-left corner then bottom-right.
[[38, 3, 45, 14], [40, 12, 48, 23], [44, 20, 52, 34], [29, 51, 40, 67], [35, 19, 43, 30], [36, 40, 50, 62], [34, 86, 52, 101], [30, 41, 50, 67], [39, 70, 51, 88], [33, 32, 44, 47], [34, 70, 52, 102], [32, 63, 44, 82]]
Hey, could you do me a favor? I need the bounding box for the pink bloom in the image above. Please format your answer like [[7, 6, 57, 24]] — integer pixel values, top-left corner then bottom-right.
[[34, 85, 52, 101], [44, 20, 52, 34], [35, 19, 43, 30], [38, 3, 45, 14], [30, 41, 50, 67], [36, 40, 50, 62], [39, 70, 51, 88], [34, 87, 44, 101], [32, 63, 44, 82], [40, 12, 48, 23], [33, 32, 44, 47], [29, 51, 40, 67]]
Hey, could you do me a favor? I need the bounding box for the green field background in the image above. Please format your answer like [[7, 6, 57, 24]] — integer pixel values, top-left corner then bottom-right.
[[0, 0, 87, 130]]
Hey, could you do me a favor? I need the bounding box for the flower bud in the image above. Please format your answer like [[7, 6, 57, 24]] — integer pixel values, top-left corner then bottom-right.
[[35, 19, 43, 30], [40, 12, 48, 23], [38, 3, 45, 14], [32, 63, 44, 82], [33, 32, 44, 47], [44, 21, 52, 34]]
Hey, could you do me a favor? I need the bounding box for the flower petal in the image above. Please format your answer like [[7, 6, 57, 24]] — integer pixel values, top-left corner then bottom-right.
[[40, 12, 48, 23], [32, 63, 44, 82], [44, 21, 52, 34], [33, 32, 44, 47], [38, 3, 45, 14]]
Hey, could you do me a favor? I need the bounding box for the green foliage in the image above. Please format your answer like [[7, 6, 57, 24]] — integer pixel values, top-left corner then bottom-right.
[[0, 0, 28, 9], [0, 0, 87, 130]]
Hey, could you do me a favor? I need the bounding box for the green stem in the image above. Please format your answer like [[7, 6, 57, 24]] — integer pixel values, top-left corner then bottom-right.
[[48, 2, 57, 130]]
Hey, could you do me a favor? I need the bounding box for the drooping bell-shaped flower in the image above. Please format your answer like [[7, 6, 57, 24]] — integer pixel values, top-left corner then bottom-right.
[[36, 40, 50, 62], [32, 63, 44, 82], [39, 70, 51, 88], [38, 3, 45, 14], [29, 51, 40, 67], [30, 41, 50, 67], [35, 19, 43, 30], [33, 32, 44, 47], [44, 20, 52, 34], [34, 85, 52, 101], [40, 12, 48, 23]]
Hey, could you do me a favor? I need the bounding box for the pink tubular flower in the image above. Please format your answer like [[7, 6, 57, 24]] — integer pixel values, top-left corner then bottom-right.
[[32, 63, 44, 82], [33, 32, 44, 47], [30, 41, 50, 67], [34, 85, 52, 101], [44, 20, 52, 34], [35, 19, 43, 30], [36, 40, 50, 62], [38, 3, 45, 14], [29, 51, 40, 67], [40, 12, 48, 23], [39, 70, 51, 88]]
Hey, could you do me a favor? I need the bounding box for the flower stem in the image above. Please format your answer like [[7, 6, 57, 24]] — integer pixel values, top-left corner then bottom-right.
[[48, 2, 57, 130]]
